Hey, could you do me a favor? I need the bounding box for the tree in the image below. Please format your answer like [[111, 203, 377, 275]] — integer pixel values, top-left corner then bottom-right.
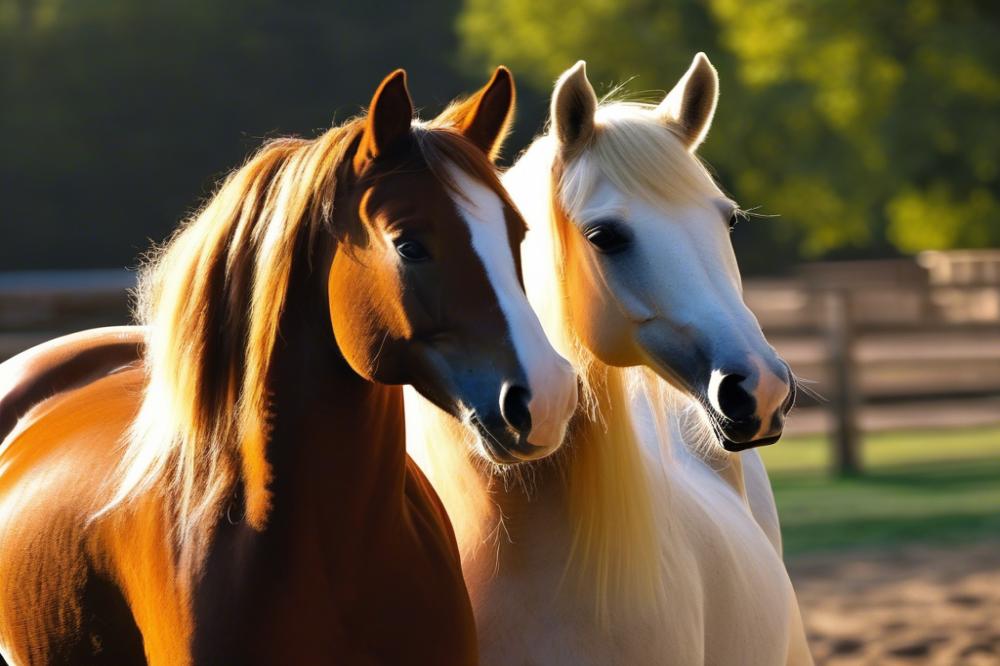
[[459, 0, 1000, 270]]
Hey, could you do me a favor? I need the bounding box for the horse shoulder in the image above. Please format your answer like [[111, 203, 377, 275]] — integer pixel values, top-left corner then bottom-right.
[[0, 368, 153, 665], [403, 455, 460, 555], [343, 456, 479, 665]]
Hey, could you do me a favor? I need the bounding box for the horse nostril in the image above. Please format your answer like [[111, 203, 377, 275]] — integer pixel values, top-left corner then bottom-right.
[[500, 384, 532, 436], [716, 373, 756, 422]]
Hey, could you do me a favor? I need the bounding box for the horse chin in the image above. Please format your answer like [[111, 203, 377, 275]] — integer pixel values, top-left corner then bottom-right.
[[720, 433, 783, 452], [710, 407, 786, 452], [470, 415, 552, 465], [476, 436, 525, 465]]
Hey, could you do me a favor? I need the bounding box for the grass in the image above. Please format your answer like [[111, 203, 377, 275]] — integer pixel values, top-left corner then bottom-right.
[[760, 426, 1000, 555]]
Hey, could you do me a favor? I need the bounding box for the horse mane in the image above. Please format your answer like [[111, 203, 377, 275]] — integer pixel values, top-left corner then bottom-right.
[[559, 100, 731, 213], [98, 112, 512, 579], [96, 121, 361, 575], [502, 134, 664, 626], [503, 99, 735, 625]]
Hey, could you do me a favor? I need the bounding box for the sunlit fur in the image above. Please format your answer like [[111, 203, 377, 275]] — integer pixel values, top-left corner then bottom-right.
[[97, 114, 519, 584], [515, 99, 794, 633], [516, 122, 707, 625], [542, 100, 741, 469], [94, 125, 360, 587], [0, 366, 186, 664], [408, 95, 812, 663], [408, 106, 730, 627], [560, 102, 733, 214], [409, 362, 666, 629], [3, 85, 568, 661]]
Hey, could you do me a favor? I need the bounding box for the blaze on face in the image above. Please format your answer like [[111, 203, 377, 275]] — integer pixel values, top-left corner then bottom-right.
[[328, 69, 577, 463]]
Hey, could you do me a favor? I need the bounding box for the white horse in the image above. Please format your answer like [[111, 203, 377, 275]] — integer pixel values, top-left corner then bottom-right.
[[407, 53, 813, 665]]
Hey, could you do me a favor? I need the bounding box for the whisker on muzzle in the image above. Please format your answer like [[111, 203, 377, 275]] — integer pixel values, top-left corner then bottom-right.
[[792, 374, 825, 404]]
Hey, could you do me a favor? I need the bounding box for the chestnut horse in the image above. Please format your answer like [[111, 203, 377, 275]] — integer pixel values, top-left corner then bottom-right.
[[0, 68, 577, 664], [406, 55, 813, 664]]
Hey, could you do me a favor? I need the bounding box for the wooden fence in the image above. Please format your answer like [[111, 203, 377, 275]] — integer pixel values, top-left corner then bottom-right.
[[749, 251, 1000, 474], [3, 252, 999, 475]]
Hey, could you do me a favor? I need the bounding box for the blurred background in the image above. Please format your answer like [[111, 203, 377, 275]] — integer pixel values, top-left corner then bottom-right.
[[1, 1, 998, 663]]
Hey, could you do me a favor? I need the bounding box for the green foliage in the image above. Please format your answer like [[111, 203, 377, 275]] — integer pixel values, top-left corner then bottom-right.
[[3, 1, 997, 270], [460, 0, 1000, 267]]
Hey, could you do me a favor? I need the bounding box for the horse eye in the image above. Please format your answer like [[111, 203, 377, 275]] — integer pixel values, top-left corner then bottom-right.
[[394, 238, 431, 262], [584, 223, 630, 254]]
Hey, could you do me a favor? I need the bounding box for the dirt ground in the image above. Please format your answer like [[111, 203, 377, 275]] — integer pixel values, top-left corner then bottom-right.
[[789, 542, 1000, 665]]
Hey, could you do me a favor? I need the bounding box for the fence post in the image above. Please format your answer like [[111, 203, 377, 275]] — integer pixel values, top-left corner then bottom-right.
[[825, 288, 861, 476]]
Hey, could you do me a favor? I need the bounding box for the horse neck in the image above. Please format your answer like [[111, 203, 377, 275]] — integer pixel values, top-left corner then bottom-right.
[[472, 370, 673, 628], [190, 273, 471, 663], [403, 391, 561, 561], [631, 370, 750, 501], [469, 368, 671, 560], [484, 450, 572, 548], [263, 283, 407, 531]]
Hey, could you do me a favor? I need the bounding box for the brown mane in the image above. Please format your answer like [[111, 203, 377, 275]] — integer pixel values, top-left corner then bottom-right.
[[102, 114, 517, 576]]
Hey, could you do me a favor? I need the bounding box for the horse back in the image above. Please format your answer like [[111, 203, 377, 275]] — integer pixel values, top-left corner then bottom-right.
[[0, 326, 145, 446]]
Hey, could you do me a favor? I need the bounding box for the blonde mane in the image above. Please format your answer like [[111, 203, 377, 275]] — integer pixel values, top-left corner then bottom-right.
[[561, 100, 731, 213], [408, 85, 810, 664], [407, 98, 735, 626], [99, 119, 364, 577], [512, 100, 732, 622]]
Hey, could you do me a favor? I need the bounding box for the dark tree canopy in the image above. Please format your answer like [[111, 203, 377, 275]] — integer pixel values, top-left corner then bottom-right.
[[0, 0, 466, 269], [2, 0, 997, 273], [460, 0, 1000, 271]]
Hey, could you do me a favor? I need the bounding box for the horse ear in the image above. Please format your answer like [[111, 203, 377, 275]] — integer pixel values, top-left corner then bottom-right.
[[445, 66, 516, 162], [354, 69, 414, 172], [552, 61, 597, 159], [656, 52, 719, 152]]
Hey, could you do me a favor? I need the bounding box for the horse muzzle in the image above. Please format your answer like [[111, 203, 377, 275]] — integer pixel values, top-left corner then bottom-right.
[[707, 360, 796, 451]]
